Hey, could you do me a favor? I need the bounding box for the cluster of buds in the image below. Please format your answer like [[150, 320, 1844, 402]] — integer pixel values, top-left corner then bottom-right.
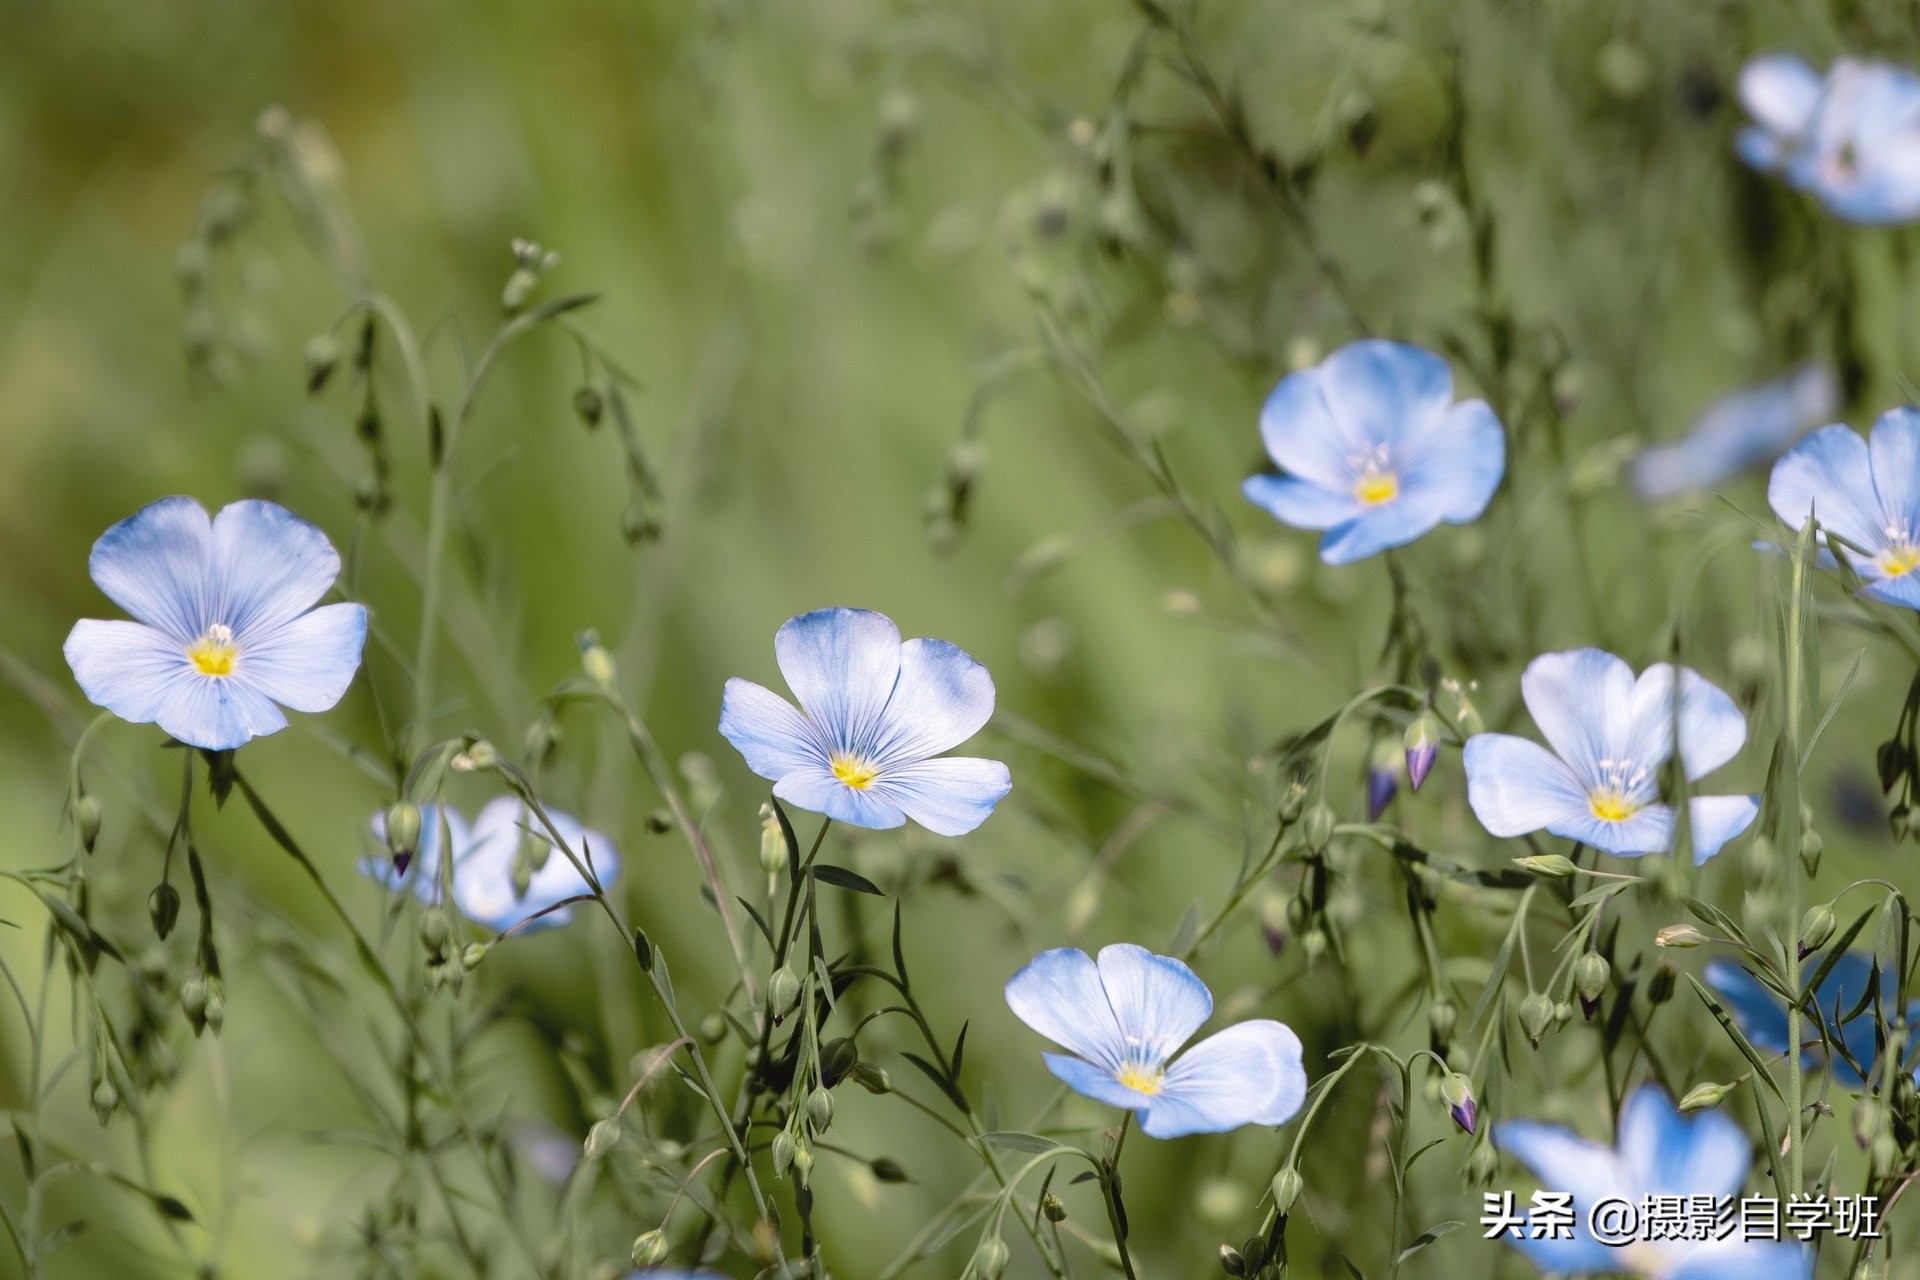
[[181, 971, 225, 1038], [502, 238, 561, 314]]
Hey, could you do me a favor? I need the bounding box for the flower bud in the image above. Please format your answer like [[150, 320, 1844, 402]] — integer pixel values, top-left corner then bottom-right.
[[418, 908, 451, 959], [1427, 999, 1456, 1052], [384, 801, 421, 873], [1366, 740, 1399, 822], [771, 1130, 795, 1176], [1219, 1244, 1248, 1277], [1278, 780, 1308, 825], [181, 974, 210, 1031], [1878, 739, 1910, 793], [806, 1086, 835, 1131], [852, 1061, 891, 1094], [1467, 1140, 1500, 1187], [461, 942, 488, 970], [74, 794, 103, 853], [1655, 923, 1705, 949], [791, 1141, 814, 1186], [643, 808, 673, 834], [1301, 928, 1328, 966], [1678, 1082, 1730, 1113], [149, 883, 181, 940], [1404, 712, 1442, 791], [872, 1156, 910, 1183], [452, 741, 499, 772], [1800, 827, 1823, 862], [1575, 952, 1609, 1019], [1270, 1167, 1302, 1215], [1648, 962, 1678, 1006], [573, 386, 604, 428], [502, 267, 538, 314], [971, 1236, 1009, 1279], [303, 334, 341, 393], [1855, 1097, 1888, 1148], [578, 632, 616, 687], [1302, 802, 1336, 854], [768, 967, 802, 1019], [584, 1119, 621, 1160], [630, 1229, 668, 1267], [1513, 854, 1576, 878], [1040, 1192, 1066, 1221], [759, 805, 787, 877], [1797, 902, 1836, 959], [204, 983, 226, 1035], [699, 1012, 726, 1043], [1440, 1072, 1477, 1134], [819, 1036, 859, 1087], [1518, 993, 1554, 1048], [92, 1079, 119, 1123]]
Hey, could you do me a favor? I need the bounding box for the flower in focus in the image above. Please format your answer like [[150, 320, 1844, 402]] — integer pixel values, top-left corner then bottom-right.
[[1629, 363, 1837, 499], [364, 797, 617, 933], [1242, 339, 1505, 565], [1494, 1085, 1811, 1278], [1768, 408, 1920, 610], [1704, 954, 1919, 1088], [1004, 943, 1307, 1138], [1463, 649, 1758, 864], [64, 497, 367, 751], [1738, 54, 1920, 224], [719, 607, 1012, 835]]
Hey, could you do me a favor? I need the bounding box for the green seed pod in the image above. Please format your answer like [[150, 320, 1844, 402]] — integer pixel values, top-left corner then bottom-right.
[[203, 982, 226, 1035], [462, 942, 489, 970], [852, 1061, 891, 1094], [791, 1141, 814, 1187], [699, 1012, 727, 1044], [1301, 802, 1336, 853], [1467, 1140, 1500, 1187], [181, 974, 210, 1026], [630, 1229, 668, 1267], [74, 794, 104, 853]]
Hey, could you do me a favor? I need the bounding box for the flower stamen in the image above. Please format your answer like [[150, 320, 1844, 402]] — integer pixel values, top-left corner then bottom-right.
[[1115, 1062, 1165, 1096], [831, 754, 879, 790], [187, 623, 239, 677], [1354, 470, 1400, 507], [1588, 789, 1640, 823]]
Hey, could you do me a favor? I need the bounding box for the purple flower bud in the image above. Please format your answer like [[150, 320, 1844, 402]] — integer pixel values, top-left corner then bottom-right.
[[1367, 767, 1397, 821], [1440, 1072, 1477, 1135], [1404, 711, 1442, 792]]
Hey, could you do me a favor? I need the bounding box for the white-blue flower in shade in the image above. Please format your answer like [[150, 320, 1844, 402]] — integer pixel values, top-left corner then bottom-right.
[[1705, 954, 1919, 1088], [1494, 1085, 1811, 1279], [364, 797, 617, 933], [1738, 54, 1920, 224], [1630, 363, 1837, 500], [1242, 339, 1505, 565], [63, 496, 367, 751], [1768, 407, 1920, 610], [719, 607, 1012, 836], [1463, 649, 1758, 864], [1003, 944, 1306, 1139]]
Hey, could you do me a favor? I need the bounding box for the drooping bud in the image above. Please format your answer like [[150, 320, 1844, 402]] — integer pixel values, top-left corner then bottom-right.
[[971, 1236, 1009, 1279], [1678, 1081, 1730, 1113], [1655, 923, 1705, 949], [1040, 1192, 1066, 1221], [148, 883, 181, 940], [819, 1036, 859, 1087], [1258, 889, 1288, 956], [418, 907, 451, 960], [181, 973, 210, 1034], [698, 1012, 726, 1043], [1467, 1140, 1500, 1187], [502, 267, 538, 314], [1219, 1244, 1248, 1277], [74, 794, 104, 853], [1648, 962, 1678, 1006], [1514, 853, 1577, 878], [1300, 928, 1328, 966], [1427, 999, 1456, 1053], [303, 333, 341, 393], [452, 740, 499, 772], [630, 1230, 668, 1267], [1800, 826, 1823, 863], [791, 1141, 814, 1187], [1855, 1097, 1889, 1149], [573, 386, 604, 429], [584, 1119, 621, 1160], [1878, 739, 1909, 793], [768, 967, 802, 1019], [384, 801, 422, 874], [1404, 711, 1442, 791], [1574, 952, 1609, 1019], [1270, 1166, 1302, 1215], [1440, 1072, 1477, 1134], [1797, 901, 1837, 959], [806, 1086, 835, 1131], [852, 1061, 891, 1094], [461, 942, 488, 970], [1278, 780, 1309, 825], [203, 981, 225, 1035], [872, 1156, 910, 1183], [577, 630, 616, 687], [1302, 802, 1336, 854], [1518, 993, 1554, 1048], [91, 1079, 119, 1124], [771, 1130, 796, 1177], [759, 804, 787, 878], [1365, 740, 1399, 821]]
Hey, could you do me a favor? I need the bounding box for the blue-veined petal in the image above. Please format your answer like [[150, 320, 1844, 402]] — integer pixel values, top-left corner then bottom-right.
[[1518, 648, 1636, 786], [1546, 801, 1675, 858], [211, 500, 345, 637], [1769, 424, 1884, 553], [1042, 1051, 1157, 1113], [869, 638, 996, 767], [1398, 399, 1504, 522], [1624, 664, 1747, 780], [1503, 1230, 1622, 1277], [773, 764, 907, 829], [773, 608, 903, 757], [1316, 493, 1449, 564], [1143, 1020, 1306, 1138], [239, 602, 366, 713], [1740, 54, 1823, 139], [455, 798, 616, 932], [1860, 569, 1920, 610], [1664, 1242, 1814, 1280], [152, 669, 289, 751], [65, 620, 194, 730], [86, 496, 212, 642], [719, 678, 829, 781], [1005, 947, 1126, 1071], [1094, 944, 1212, 1067], [1462, 734, 1591, 837], [1315, 339, 1454, 451], [1685, 794, 1760, 863], [1240, 473, 1364, 531], [1615, 1085, 1750, 1200], [1257, 365, 1359, 492], [869, 756, 1010, 837], [1869, 406, 1920, 530], [1493, 1118, 1634, 1230]]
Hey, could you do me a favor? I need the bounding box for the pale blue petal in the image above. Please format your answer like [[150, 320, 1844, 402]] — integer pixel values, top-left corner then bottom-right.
[[1870, 406, 1920, 531], [1144, 1021, 1306, 1138], [869, 637, 996, 766], [1616, 1085, 1750, 1200], [1493, 1118, 1634, 1222], [773, 608, 902, 757], [1462, 734, 1591, 837], [1518, 648, 1637, 786], [87, 496, 213, 642], [1740, 54, 1823, 138], [1316, 339, 1454, 450], [1807, 61, 1920, 225], [773, 764, 906, 829], [1736, 125, 1787, 172], [1546, 802, 1676, 858], [1665, 1242, 1814, 1280], [1241, 473, 1363, 531], [1503, 1230, 1620, 1276], [1768, 424, 1884, 554], [65, 619, 195, 730], [1005, 947, 1126, 1071], [1316, 494, 1448, 564], [719, 677, 829, 781], [454, 798, 616, 932], [210, 500, 344, 637], [238, 602, 366, 713], [1041, 1051, 1154, 1112], [1257, 364, 1357, 492], [1624, 664, 1747, 780], [1630, 364, 1837, 499], [1686, 794, 1760, 863], [1094, 944, 1212, 1068], [1862, 569, 1920, 610], [869, 756, 1010, 837], [152, 670, 289, 751], [1398, 399, 1504, 522]]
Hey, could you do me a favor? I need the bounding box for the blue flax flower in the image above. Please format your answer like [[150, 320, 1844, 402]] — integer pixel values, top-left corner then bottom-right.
[[1494, 1085, 1811, 1279], [1630, 363, 1837, 499], [719, 607, 1011, 836], [1705, 954, 1918, 1088], [64, 497, 366, 751], [1768, 408, 1920, 610], [1738, 54, 1920, 224], [365, 797, 617, 933], [1463, 649, 1758, 864], [1003, 944, 1306, 1138], [1242, 339, 1504, 565]]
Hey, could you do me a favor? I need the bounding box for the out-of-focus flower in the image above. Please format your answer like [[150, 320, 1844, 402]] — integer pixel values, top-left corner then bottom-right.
[[363, 797, 617, 933], [1630, 363, 1837, 499], [1243, 339, 1505, 565], [719, 607, 1011, 835], [1738, 54, 1920, 224], [1003, 944, 1306, 1138], [64, 497, 366, 750], [1769, 408, 1920, 610], [1704, 953, 1920, 1087], [1493, 1085, 1811, 1278], [1463, 649, 1758, 864]]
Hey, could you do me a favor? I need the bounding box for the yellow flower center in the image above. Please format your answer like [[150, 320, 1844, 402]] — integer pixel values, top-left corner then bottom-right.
[[1880, 545, 1920, 579], [1588, 790, 1639, 823], [831, 754, 879, 790], [1115, 1062, 1165, 1096], [1353, 471, 1399, 507], [187, 624, 239, 677]]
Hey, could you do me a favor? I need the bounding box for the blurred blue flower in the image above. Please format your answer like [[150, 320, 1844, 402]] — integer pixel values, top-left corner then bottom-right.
[[719, 607, 1011, 836], [1769, 408, 1920, 610], [1463, 649, 1758, 864], [1739, 54, 1920, 224], [363, 797, 617, 933], [64, 496, 367, 751], [1242, 339, 1504, 565], [1004, 943, 1306, 1138], [1629, 363, 1837, 499], [1494, 1085, 1811, 1279], [1704, 954, 1918, 1087]]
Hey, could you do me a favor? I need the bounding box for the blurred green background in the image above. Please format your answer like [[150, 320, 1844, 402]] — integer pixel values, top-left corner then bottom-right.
[[4, 0, 1920, 1276]]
